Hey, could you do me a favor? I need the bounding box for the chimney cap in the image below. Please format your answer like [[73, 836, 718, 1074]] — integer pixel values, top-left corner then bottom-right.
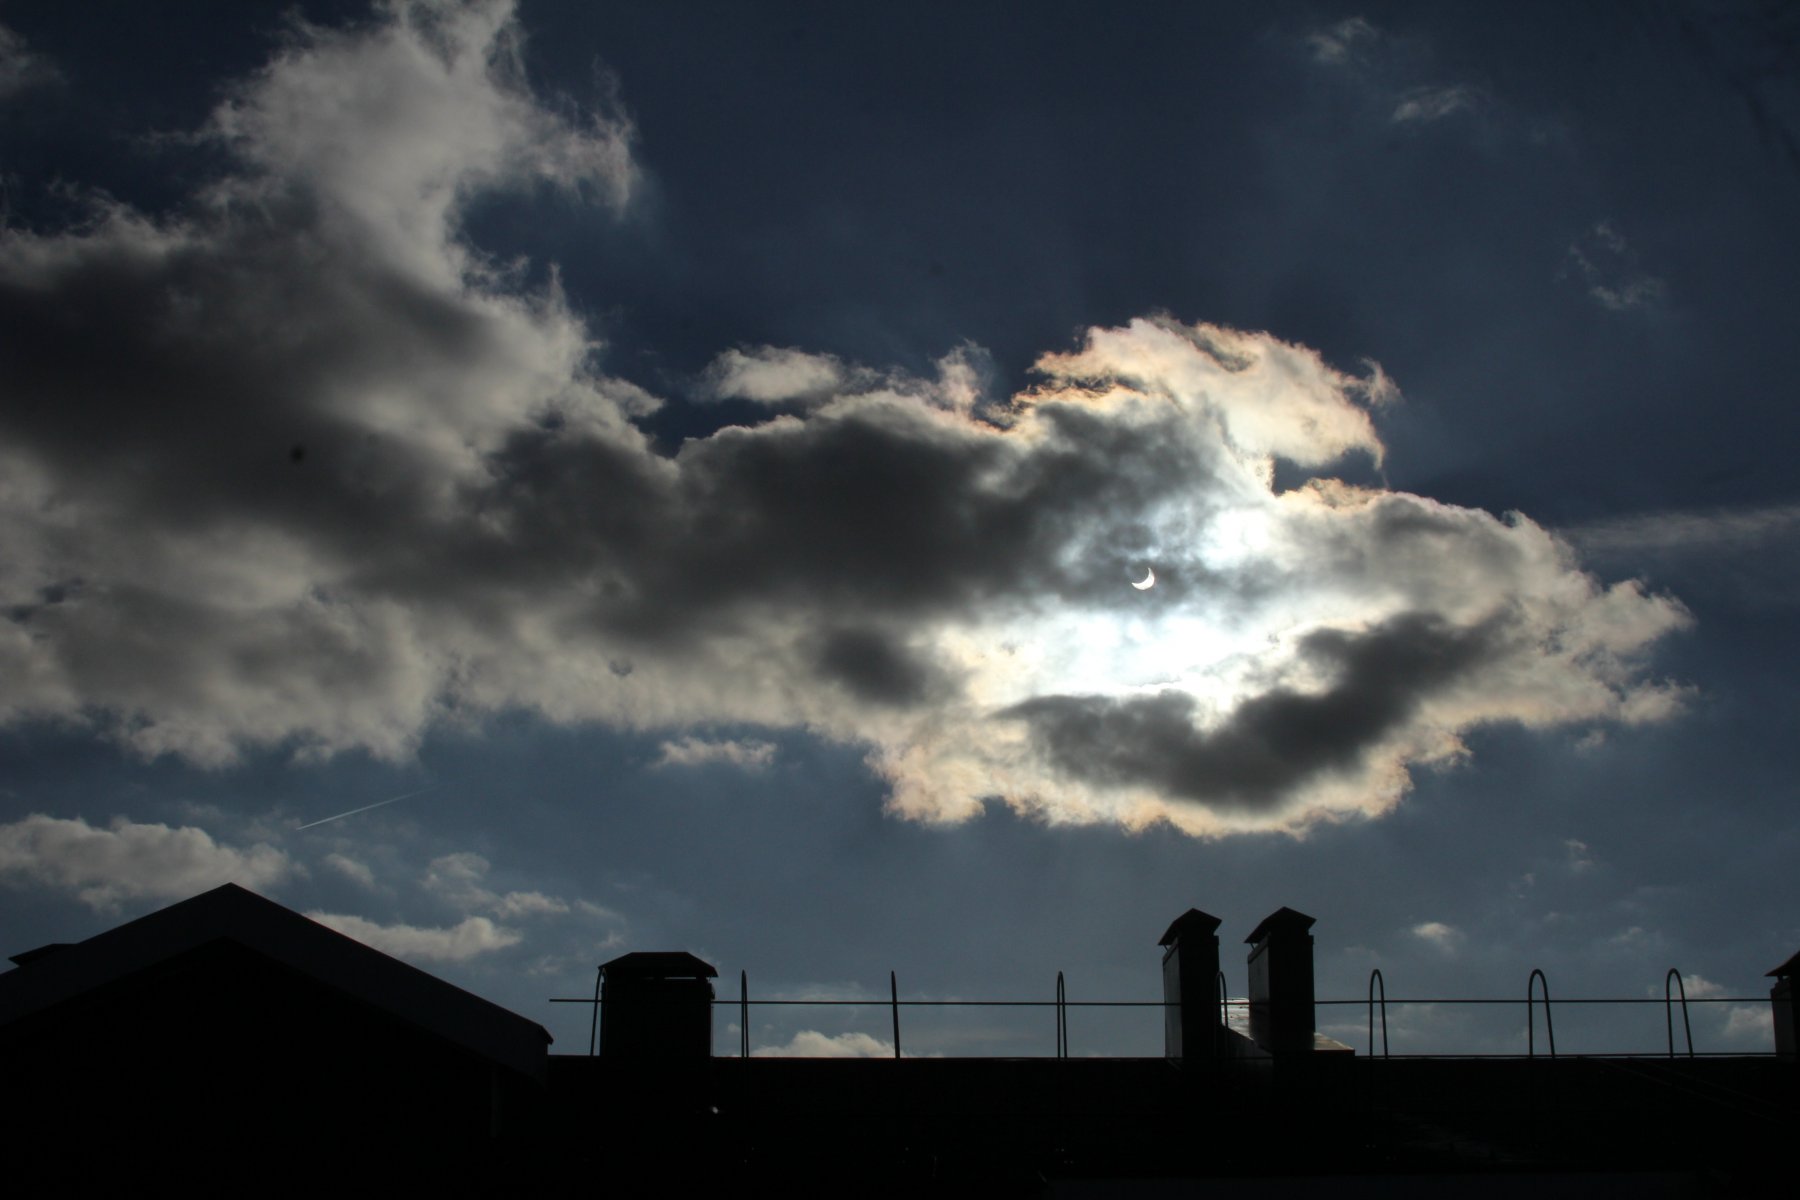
[[1245, 906, 1316, 945], [1767, 949, 1800, 979], [1158, 908, 1224, 946], [601, 951, 718, 979]]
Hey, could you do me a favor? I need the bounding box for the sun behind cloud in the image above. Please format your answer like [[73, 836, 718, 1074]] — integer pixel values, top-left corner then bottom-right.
[[0, 0, 1689, 837]]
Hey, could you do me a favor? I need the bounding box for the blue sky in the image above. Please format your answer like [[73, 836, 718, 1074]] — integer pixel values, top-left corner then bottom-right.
[[2, 0, 1797, 1058]]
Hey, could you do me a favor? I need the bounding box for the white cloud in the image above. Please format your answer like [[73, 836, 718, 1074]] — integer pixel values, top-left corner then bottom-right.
[[1306, 17, 1378, 66], [1563, 503, 1800, 557], [423, 851, 572, 918], [306, 910, 520, 962], [1306, 20, 1509, 142], [1573, 729, 1606, 752], [699, 343, 991, 415], [205, 0, 634, 273], [701, 346, 854, 404], [756, 1030, 900, 1058], [493, 889, 570, 917], [0, 4, 1693, 838], [1411, 921, 1463, 953], [654, 736, 778, 770], [1565, 838, 1595, 872], [423, 851, 493, 900], [1564, 221, 1666, 312], [1588, 277, 1666, 312], [1391, 84, 1480, 124], [0, 814, 292, 909], [323, 852, 377, 888], [1721, 1004, 1773, 1044], [1358, 358, 1402, 406]]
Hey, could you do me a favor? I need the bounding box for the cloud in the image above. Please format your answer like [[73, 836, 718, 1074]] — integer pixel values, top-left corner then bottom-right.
[[756, 1030, 900, 1058], [699, 343, 991, 415], [0, 3, 1693, 837], [1564, 221, 1666, 311], [1669, 972, 1723, 998], [1565, 839, 1595, 872], [0, 23, 58, 99], [654, 736, 778, 770], [1563, 503, 1800, 557], [1721, 1005, 1773, 1043], [700, 346, 857, 404], [423, 852, 494, 901], [493, 889, 570, 917], [323, 852, 377, 888], [1306, 18, 1378, 66], [576, 899, 623, 922], [0, 814, 293, 909], [305, 910, 520, 962], [1391, 84, 1480, 124], [423, 851, 571, 918], [0, 0, 635, 767], [1004, 612, 1514, 813], [1608, 925, 1659, 952], [1305, 19, 1502, 139], [1411, 921, 1463, 953]]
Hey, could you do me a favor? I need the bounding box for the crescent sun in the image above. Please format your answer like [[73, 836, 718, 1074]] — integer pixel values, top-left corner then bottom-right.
[[1131, 568, 1155, 590]]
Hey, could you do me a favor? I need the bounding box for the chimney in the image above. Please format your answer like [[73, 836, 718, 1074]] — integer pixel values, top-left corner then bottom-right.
[[1159, 908, 1224, 1062], [1244, 907, 1317, 1056], [1770, 950, 1800, 1061], [599, 951, 718, 1059]]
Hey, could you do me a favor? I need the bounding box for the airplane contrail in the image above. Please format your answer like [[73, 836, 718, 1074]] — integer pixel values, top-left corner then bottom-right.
[[295, 786, 435, 831]]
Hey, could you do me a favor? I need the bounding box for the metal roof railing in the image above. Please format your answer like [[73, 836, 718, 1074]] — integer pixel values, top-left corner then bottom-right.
[[552, 966, 1778, 1060]]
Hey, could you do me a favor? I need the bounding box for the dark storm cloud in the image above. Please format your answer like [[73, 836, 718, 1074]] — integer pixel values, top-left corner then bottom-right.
[[0, 1, 1691, 835], [814, 628, 944, 708], [1007, 611, 1511, 812]]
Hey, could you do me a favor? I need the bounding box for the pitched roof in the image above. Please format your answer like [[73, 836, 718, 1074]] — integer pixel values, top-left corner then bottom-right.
[[0, 883, 550, 1080]]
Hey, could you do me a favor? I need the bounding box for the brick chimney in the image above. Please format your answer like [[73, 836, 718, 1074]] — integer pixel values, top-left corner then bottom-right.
[[599, 951, 717, 1058], [1159, 908, 1224, 1062], [1244, 907, 1317, 1056], [1770, 949, 1799, 1061]]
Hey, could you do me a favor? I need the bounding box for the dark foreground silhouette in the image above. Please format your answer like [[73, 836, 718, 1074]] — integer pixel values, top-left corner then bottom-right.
[[2, 885, 1791, 1194]]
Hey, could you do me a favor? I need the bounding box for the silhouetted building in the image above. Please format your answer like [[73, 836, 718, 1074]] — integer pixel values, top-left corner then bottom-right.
[[3, 886, 1793, 1191], [0, 884, 547, 1185]]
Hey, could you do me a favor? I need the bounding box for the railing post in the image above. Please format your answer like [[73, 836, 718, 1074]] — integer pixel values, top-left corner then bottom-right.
[[890, 970, 901, 1059], [1368, 968, 1388, 1059], [588, 964, 603, 1056], [1664, 968, 1693, 1058], [1055, 971, 1069, 1059], [1526, 968, 1555, 1058]]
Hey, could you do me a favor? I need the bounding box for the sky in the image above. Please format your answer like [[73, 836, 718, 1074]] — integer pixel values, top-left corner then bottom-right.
[[2, 0, 1797, 1059]]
